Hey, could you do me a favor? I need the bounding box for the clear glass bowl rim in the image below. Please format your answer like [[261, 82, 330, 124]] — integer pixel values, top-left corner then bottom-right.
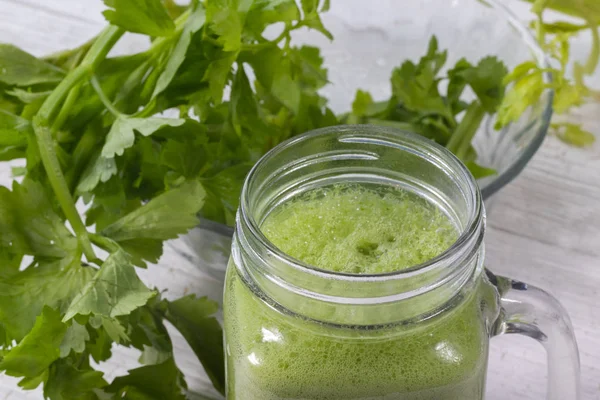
[[478, 0, 554, 199]]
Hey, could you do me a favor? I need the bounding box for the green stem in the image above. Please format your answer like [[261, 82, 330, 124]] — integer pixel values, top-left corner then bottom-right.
[[90, 233, 120, 253], [446, 102, 486, 160], [141, 8, 191, 58], [133, 99, 158, 118], [52, 84, 81, 131], [139, 65, 163, 102], [37, 26, 124, 122], [240, 24, 299, 52], [91, 76, 122, 116], [33, 25, 124, 262], [37, 66, 90, 123], [66, 125, 101, 192], [43, 36, 96, 70], [531, 0, 546, 46], [32, 120, 97, 261]]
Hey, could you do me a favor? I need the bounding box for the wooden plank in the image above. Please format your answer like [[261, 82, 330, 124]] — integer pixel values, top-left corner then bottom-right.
[[485, 226, 600, 400]]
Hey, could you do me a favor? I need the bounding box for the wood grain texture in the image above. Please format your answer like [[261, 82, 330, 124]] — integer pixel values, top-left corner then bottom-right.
[[484, 108, 600, 400], [0, 0, 599, 399]]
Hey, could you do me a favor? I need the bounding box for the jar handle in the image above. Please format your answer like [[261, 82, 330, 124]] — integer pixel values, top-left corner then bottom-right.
[[486, 269, 580, 400]]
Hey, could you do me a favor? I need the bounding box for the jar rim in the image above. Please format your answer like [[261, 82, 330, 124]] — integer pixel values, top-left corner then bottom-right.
[[238, 124, 485, 283]]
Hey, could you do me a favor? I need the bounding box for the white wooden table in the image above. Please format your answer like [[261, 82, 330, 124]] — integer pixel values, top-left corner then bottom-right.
[[1, 1, 599, 399]]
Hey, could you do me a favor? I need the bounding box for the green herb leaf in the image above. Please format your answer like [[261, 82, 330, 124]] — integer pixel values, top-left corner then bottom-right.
[[11, 166, 27, 177], [495, 70, 544, 129], [206, 0, 243, 51], [300, 0, 333, 39], [419, 36, 448, 75], [119, 238, 164, 268], [105, 358, 187, 399], [127, 301, 174, 365], [102, 0, 175, 37], [456, 56, 508, 113], [0, 45, 64, 86], [152, 4, 207, 99], [17, 370, 48, 390], [44, 359, 108, 400], [246, 0, 300, 36], [447, 58, 472, 113], [0, 180, 78, 279], [6, 88, 51, 104], [201, 164, 252, 225], [0, 146, 25, 162], [102, 179, 205, 241], [230, 67, 260, 136], [554, 123, 596, 147], [0, 307, 66, 379], [164, 295, 224, 395], [290, 45, 329, 90], [88, 328, 113, 363], [391, 37, 454, 124], [503, 61, 538, 85], [5, 180, 78, 259], [241, 46, 281, 90], [102, 117, 185, 158], [203, 52, 238, 104], [76, 155, 118, 193], [82, 178, 130, 231], [540, 21, 590, 34], [161, 136, 207, 178], [59, 320, 90, 358], [554, 83, 586, 114], [0, 260, 94, 342], [63, 250, 155, 321], [351, 90, 374, 117], [272, 59, 301, 113], [465, 161, 497, 179], [99, 316, 130, 344]]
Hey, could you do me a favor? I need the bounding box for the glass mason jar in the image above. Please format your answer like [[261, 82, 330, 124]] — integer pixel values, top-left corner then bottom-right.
[[223, 125, 579, 400]]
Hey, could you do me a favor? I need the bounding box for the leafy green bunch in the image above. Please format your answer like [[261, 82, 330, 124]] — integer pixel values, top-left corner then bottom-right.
[[498, 0, 600, 146], [341, 37, 508, 178], [0, 0, 334, 398]]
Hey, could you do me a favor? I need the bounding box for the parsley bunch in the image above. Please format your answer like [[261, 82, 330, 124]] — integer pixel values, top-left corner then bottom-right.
[[498, 0, 599, 146], [0, 0, 333, 398], [341, 37, 508, 178]]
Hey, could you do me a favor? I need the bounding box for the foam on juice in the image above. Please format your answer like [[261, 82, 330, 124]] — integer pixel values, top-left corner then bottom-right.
[[261, 184, 458, 274]]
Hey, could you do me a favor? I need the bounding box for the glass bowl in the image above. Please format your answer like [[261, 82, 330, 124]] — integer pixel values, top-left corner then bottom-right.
[[291, 0, 553, 201], [176, 0, 554, 282]]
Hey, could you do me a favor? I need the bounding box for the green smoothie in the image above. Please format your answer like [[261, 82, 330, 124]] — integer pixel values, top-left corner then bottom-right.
[[224, 184, 490, 399]]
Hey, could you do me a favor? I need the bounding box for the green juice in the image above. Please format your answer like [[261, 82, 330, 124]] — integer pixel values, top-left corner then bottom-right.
[[224, 184, 490, 399]]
